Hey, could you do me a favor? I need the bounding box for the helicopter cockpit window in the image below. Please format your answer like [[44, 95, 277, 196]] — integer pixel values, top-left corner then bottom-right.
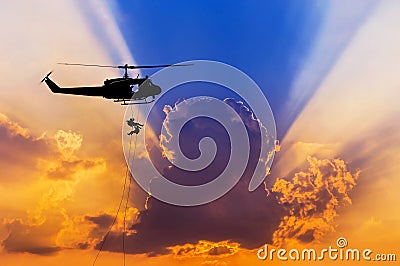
[[144, 80, 152, 87], [130, 85, 138, 93]]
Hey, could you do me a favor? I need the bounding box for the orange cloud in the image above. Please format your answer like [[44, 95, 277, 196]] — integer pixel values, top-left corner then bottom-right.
[[2, 219, 62, 255], [54, 130, 83, 159], [272, 157, 359, 247], [0, 113, 54, 184], [0, 114, 137, 256], [41, 130, 106, 181], [169, 240, 240, 259]]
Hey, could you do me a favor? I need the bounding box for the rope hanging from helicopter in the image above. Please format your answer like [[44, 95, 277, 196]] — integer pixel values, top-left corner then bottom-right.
[[92, 103, 141, 266]]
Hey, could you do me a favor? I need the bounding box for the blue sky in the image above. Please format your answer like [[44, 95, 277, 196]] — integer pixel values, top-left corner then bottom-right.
[[113, 0, 329, 139]]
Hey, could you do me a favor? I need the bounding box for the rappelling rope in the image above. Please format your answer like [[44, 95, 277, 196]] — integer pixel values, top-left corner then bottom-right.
[[122, 104, 140, 266], [92, 103, 140, 266]]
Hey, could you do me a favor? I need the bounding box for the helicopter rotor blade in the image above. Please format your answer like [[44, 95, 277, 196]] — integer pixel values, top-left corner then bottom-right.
[[57, 62, 193, 70], [123, 63, 193, 69], [57, 63, 118, 68]]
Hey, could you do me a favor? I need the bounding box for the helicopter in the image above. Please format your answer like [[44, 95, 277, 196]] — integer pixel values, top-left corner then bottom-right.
[[41, 63, 190, 105]]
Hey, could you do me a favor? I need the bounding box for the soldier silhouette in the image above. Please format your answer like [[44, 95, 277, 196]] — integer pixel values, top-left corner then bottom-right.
[[127, 118, 143, 135]]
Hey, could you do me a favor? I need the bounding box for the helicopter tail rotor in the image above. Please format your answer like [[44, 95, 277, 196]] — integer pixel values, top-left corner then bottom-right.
[[40, 71, 53, 83]]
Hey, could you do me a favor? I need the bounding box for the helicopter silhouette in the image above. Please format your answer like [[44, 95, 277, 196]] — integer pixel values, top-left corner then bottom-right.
[[41, 63, 191, 105]]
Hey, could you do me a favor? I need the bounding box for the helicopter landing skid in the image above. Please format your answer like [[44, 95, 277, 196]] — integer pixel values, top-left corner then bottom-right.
[[115, 99, 155, 105]]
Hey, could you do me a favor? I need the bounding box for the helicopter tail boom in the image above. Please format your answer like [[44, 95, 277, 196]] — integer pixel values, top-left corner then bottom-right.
[[42, 74, 63, 93], [42, 75, 106, 97]]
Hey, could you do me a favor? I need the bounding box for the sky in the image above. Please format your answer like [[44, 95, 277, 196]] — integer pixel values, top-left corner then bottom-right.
[[0, 0, 399, 265]]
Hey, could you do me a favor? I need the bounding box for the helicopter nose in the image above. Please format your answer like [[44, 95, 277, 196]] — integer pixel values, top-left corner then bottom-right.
[[155, 85, 162, 95]]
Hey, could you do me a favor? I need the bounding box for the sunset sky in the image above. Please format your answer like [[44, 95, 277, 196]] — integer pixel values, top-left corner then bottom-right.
[[1, 1, 399, 265]]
